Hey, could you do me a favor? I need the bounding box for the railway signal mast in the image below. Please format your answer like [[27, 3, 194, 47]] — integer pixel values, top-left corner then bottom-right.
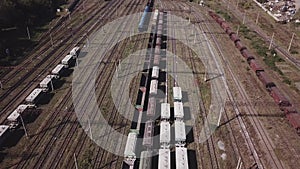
[[288, 33, 295, 52], [269, 33, 275, 50], [19, 109, 29, 138]]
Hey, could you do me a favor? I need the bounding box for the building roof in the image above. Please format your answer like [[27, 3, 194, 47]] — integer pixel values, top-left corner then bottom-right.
[[124, 131, 138, 158], [174, 102, 184, 119], [173, 87, 182, 100], [139, 151, 152, 169], [158, 149, 170, 169], [174, 120, 186, 142], [51, 64, 65, 75], [61, 54, 73, 64], [25, 88, 43, 103], [0, 125, 9, 137], [160, 121, 170, 144], [161, 103, 170, 119], [175, 147, 189, 169]]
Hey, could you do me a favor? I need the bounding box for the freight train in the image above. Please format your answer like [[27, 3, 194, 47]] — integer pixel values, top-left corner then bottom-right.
[[208, 11, 300, 134]]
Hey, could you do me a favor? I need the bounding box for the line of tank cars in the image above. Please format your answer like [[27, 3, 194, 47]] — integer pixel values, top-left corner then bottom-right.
[[0, 47, 80, 146], [209, 11, 300, 134]]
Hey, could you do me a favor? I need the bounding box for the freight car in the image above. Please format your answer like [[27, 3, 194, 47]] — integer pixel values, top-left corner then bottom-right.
[[229, 32, 240, 42], [0, 125, 9, 147], [221, 22, 230, 31], [156, 37, 162, 46], [257, 72, 276, 89], [157, 24, 163, 37], [147, 97, 156, 117], [225, 27, 233, 35], [240, 48, 255, 63], [153, 54, 160, 65], [249, 59, 264, 75], [152, 66, 159, 79], [283, 106, 298, 114], [138, 5, 151, 32], [142, 120, 154, 147], [25, 88, 44, 104], [152, 9, 159, 24], [216, 17, 224, 25], [61, 54, 74, 68], [154, 46, 160, 55], [235, 40, 247, 52], [51, 64, 65, 78], [286, 113, 300, 134], [149, 80, 158, 95], [70, 46, 80, 57], [269, 86, 291, 108], [40, 75, 56, 91]]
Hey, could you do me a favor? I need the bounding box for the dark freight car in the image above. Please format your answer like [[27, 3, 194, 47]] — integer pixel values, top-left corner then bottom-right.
[[257, 72, 276, 89], [269, 87, 291, 108], [249, 60, 264, 75]]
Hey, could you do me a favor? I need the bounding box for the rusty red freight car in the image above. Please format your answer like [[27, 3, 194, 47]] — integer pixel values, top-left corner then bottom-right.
[[257, 72, 276, 89], [249, 59, 264, 74], [216, 17, 224, 24], [270, 87, 291, 108], [156, 37, 162, 46], [240, 48, 255, 63], [208, 11, 215, 18], [229, 33, 240, 42], [235, 41, 246, 51], [225, 27, 233, 35], [221, 22, 230, 30], [283, 106, 298, 114], [286, 113, 300, 134]]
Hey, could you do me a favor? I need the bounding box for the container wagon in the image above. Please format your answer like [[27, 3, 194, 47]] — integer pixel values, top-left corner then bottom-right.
[[147, 97, 156, 117]]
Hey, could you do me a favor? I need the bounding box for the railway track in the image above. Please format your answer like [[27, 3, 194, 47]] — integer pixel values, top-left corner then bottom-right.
[[0, 0, 118, 121], [161, 1, 221, 168], [9, 0, 145, 169], [191, 4, 286, 168], [198, 3, 300, 168], [27, 1, 149, 169], [13, 0, 127, 168]]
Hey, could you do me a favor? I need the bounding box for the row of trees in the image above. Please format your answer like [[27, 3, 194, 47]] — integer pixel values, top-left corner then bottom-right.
[[0, 0, 66, 28], [0, 0, 67, 66]]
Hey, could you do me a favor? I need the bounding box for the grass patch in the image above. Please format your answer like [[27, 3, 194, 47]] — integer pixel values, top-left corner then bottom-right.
[[240, 1, 253, 10], [282, 76, 292, 85], [79, 149, 93, 168], [216, 9, 232, 21]]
